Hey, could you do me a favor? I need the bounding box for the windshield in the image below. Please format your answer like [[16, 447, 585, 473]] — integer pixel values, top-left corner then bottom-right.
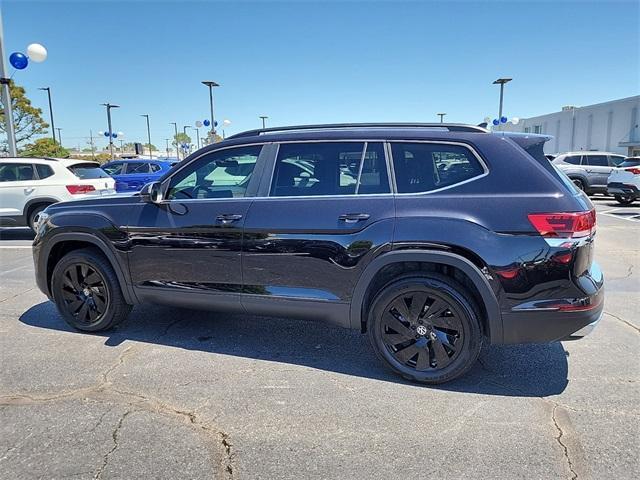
[[67, 163, 110, 179]]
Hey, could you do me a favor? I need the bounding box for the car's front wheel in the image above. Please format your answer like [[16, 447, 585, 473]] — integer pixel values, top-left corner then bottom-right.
[[614, 194, 636, 206], [51, 248, 132, 331], [367, 274, 482, 384]]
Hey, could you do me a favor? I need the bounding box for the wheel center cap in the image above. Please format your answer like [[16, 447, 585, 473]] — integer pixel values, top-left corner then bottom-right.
[[82, 287, 91, 297], [416, 325, 428, 336]]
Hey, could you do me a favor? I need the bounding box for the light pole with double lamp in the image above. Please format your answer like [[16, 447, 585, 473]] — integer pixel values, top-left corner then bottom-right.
[[201, 80, 219, 138], [493, 77, 512, 128], [259, 115, 268, 129], [101, 103, 120, 159], [170, 122, 179, 160], [141, 114, 152, 158], [38, 87, 56, 142], [437, 113, 446, 123]]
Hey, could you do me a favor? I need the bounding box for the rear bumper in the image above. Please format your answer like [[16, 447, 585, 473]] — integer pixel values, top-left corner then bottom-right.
[[501, 262, 604, 344], [607, 182, 639, 197]]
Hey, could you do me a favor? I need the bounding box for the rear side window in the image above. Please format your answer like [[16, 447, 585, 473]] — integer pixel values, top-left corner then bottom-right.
[[609, 155, 625, 166], [563, 155, 582, 165], [126, 163, 151, 174], [0, 163, 35, 182], [102, 163, 124, 175], [585, 155, 608, 167], [270, 142, 390, 197], [35, 164, 54, 179], [67, 163, 110, 179], [391, 143, 484, 194], [150, 163, 162, 173]]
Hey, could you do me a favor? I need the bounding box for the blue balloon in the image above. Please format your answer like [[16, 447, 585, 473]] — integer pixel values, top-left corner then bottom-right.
[[9, 52, 28, 70], [203, 119, 210, 127], [112, 133, 117, 138], [214, 120, 218, 127], [104, 131, 110, 137], [500, 116, 508, 123], [492, 119, 499, 126]]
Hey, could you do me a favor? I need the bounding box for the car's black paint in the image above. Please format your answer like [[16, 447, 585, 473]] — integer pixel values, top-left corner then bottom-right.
[[33, 126, 604, 346]]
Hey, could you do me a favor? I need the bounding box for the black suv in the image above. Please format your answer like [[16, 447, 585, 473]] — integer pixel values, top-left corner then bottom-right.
[[33, 124, 604, 384]]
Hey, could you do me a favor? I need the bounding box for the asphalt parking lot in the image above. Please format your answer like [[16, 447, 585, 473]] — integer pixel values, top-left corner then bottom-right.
[[0, 196, 638, 480]]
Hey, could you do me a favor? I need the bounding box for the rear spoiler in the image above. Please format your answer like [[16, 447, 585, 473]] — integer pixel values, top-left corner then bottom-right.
[[493, 131, 553, 163]]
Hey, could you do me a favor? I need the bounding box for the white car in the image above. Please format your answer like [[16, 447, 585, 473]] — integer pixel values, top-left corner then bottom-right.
[[607, 157, 640, 205], [0, 157, 115, 230]]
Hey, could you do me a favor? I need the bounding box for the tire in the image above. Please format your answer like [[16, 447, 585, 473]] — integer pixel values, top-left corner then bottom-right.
[[614, 194, 636, 206], [367, 274, 482, 384], [51, 248, 132, 332], [27, 204, 49, 231], [571, 178, 585, 191]]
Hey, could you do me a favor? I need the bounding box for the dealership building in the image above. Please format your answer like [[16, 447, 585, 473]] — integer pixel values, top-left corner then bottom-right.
[[502, 95, 640, 156]]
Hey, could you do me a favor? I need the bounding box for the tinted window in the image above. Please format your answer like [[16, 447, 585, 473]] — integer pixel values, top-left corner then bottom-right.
[[167, 145, 261, 199], [391, 143, 484, 193], [35, 164, 54, 179], [270, 142, 389, 197], [585, 155, 608, 167], [126, 162, 151, 174], [610, 155, 626, 166], [150, 163, 162, 173], [0, 163, 35, 182], [67, 163, 110, 179], [563, 155, 582, 165], [619, 159, 640, 168], [102, 163, 124, 175]]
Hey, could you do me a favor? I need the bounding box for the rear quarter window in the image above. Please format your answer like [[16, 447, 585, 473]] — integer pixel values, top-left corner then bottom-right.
[[391, 142, 484, 193], [35, 164, 54, 179], [67, 163, 110, 179]]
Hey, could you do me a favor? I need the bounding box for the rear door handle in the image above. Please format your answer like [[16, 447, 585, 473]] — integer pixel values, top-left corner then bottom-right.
[[338, 213, 370, 223], [216, 213, 243, 224]]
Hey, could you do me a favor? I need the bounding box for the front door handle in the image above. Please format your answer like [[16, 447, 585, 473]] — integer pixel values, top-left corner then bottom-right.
[[24, 187, 35, 195], [338, 213, 370, 223], [216, 213, 243, 224]]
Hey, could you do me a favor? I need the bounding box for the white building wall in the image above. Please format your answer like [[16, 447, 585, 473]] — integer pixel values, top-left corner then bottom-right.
[[502, 96, 640, 155]]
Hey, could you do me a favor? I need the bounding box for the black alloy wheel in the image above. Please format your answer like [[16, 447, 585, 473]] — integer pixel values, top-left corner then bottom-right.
[[614, 194, 636, 206], [368, 274, 482, 384], [59, 263, 109, 326], [572, 178, 585, 191]]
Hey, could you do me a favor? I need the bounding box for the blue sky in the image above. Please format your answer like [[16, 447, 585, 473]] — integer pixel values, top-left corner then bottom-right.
[[2, 0, 639, 150]]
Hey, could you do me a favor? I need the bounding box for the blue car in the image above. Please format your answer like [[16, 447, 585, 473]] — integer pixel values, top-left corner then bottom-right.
[[102, 159, 178, 192]]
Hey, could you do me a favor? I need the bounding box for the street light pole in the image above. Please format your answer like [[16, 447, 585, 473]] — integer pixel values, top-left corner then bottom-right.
[[55, 128, 62, 145], [0, 10, 17, 156], [39, 87, 56, 143], [141, 114, 152, 158], [201, 81, 219, 140], [101, 103, 120, 160], [195, 128, 200, 150], [170, 122, 179, 160], [437, 113, 446, 123], [165, 138, 170, 157], [493, 77, 512, 128], [183, 125, 191, 154], [259, 116, 268, 129]]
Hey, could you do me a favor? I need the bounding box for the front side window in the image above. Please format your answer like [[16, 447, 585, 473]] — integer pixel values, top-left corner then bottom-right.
[[102, 163, 124, 175], [270, 142, 389, 197], [0, 163, 35, 182], [167, 145, 262, 200], [391, 143, 484, 194], [126, 163, 151, 174], [585, 155, 608, 167]]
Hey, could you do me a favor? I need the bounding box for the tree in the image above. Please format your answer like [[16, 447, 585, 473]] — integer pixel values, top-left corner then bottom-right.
[[20, 138, 69, 158], [0, 81, 49, 151], [144, 143, 158, 152]]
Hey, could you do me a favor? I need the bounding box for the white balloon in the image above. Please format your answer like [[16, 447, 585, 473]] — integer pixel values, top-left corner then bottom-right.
[[510, 117, 520, 125], [26, 43, 47, 63], [98, 131, 104, 136], [117, 132, 124, 136], [223, 119, 231, 126], [195, 120, 203, 128]]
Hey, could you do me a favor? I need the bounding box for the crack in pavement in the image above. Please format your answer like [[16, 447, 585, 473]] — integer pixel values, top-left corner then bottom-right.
[[604, 311, 640, 334], [93, 409, 131, 479], [0, 344, 237, 479], [552, 405, 578, 480]]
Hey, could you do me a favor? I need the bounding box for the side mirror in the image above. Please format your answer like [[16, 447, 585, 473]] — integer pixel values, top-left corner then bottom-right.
[[146, 181, 164, 204]]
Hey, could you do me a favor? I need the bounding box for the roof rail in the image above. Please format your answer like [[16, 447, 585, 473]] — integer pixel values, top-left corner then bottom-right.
[[227, 123, 487, 139]]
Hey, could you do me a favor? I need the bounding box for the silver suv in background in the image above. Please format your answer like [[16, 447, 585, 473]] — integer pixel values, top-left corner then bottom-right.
[[553, 152, 626, 194]]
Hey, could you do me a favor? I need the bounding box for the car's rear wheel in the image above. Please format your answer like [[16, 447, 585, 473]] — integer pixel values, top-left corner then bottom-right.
[[367, 274, 482, 384], [27, 204, 50, 231], [614, 194, 636, 206], [51, 248, 132, 331], [572, 178, 585, 191]]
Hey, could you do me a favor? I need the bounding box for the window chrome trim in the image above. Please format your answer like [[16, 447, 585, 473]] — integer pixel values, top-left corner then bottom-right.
[[386, 140, 490, 196]]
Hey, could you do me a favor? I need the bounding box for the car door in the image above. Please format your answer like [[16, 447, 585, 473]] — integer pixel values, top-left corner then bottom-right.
[[584, 154, 612, 188], [122, 162, 153, 192], [102, 162, 126, 191], [241, 141, 395, 327], [0, 163, 37, 221], [126, 144, 267, 310]]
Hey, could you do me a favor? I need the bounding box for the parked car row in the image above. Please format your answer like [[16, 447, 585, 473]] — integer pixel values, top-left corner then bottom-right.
[[552, 152, 639, 205], [0, 157, 181, 230]]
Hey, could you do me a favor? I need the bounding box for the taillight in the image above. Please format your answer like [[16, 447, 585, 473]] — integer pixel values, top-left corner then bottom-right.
[[528, 210, 596, 238], [66, 184, 96, 194], [626, 167, 640, 175]]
